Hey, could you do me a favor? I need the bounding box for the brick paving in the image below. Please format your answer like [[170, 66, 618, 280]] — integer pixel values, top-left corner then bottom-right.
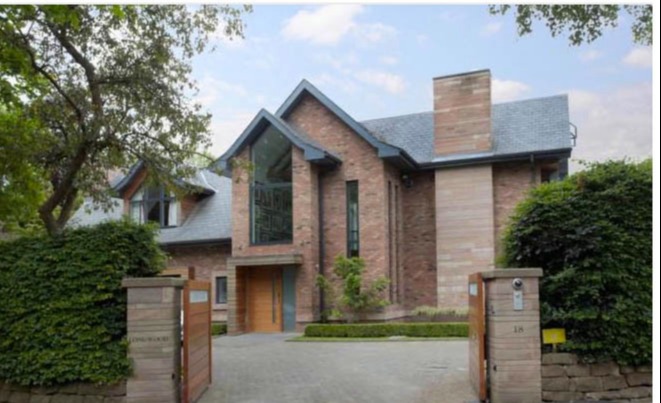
[[199, 334, 477, 403]]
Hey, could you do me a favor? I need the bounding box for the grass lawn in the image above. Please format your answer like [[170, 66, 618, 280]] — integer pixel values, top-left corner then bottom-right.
[[287, 336, 467, 342]]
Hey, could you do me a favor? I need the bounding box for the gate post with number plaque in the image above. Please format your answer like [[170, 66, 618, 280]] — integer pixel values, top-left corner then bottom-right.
[[482, 268, 543, 403]]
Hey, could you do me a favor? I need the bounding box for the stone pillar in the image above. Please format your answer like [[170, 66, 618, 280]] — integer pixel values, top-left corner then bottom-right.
[[483, 269, 543, 403], [122, 277, 185, 403]]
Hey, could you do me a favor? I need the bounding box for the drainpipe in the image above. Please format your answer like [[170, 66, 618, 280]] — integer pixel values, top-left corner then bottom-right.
[[317, 170, 326, 321], [529, 154, 536, 185]]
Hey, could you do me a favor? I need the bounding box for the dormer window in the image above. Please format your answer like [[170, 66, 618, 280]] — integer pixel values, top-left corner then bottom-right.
[[129, 184, 177, 228]]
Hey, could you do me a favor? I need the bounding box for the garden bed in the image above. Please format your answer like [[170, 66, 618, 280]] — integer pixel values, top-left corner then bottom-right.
[[303, 322, 468, 338]]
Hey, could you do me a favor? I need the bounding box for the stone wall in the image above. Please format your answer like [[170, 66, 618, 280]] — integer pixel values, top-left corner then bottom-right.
[[0, 381, 126, 403], [542, 353, 652, 402], [435, 164, 495, 309]]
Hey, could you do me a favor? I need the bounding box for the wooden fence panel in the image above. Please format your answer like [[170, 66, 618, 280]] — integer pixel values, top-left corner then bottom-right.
[[468, 272, 487, 401], [182, 280, 212, 403]]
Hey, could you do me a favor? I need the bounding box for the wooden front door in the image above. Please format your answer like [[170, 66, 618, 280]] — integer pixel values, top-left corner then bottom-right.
[[247, 268, 283, 333]]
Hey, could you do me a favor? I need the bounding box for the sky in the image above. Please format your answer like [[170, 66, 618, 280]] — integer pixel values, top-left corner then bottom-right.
[[191, 4, 653, 170]]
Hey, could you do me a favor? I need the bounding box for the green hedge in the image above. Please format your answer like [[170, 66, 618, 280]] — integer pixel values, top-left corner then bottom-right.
[[502, 160, 652, 365], [0, 220, 165, 386], [211, 323, 227, 336], [304, 323, 468, 338]]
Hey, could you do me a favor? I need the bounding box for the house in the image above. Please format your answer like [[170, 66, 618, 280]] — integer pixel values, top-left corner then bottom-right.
[[72, 69, 574, 333]]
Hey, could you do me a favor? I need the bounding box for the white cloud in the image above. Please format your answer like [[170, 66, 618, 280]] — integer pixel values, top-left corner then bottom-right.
[[579, 49, 603, 62], [380, 56, 398, 66], [567, 82, 652, 170], [481, 21, 503, 37], [208, 111, 255, 156], [354, 70, 406, 94], [195, 76, 248, 108], [416, 34, 429, 45], [622, 47, 652, 69], [491, 79, 531, 102], [311, 73, 359, 94], [282, 5, 363, 45], [353, 22, 397, 45]]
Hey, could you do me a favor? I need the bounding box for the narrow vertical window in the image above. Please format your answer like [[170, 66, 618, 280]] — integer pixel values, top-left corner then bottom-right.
[[346, 181, 359, 257], [388, 180, 394, 301], [215, 276, 227, 304]]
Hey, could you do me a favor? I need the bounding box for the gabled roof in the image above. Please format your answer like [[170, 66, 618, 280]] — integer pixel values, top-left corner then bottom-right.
[[114, 161, 216, 197], [215, 108, 341, 175], [361, 94, 573, 168], [70, 169, 232, 245], [275, 79, 417, 169]]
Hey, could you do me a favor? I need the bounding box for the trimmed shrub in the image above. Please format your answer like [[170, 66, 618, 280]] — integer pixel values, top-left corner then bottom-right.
[[211, 323, 227, 336], [304, 322, 468, 338], [0, 220, 165, 386], [502, 160, 652, 365]]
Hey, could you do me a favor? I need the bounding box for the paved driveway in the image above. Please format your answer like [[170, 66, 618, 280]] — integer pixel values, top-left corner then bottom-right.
[[199, 334, 477, 403]]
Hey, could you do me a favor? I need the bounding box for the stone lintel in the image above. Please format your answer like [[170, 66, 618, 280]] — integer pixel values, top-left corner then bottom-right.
[[228, 254, 303, 267]]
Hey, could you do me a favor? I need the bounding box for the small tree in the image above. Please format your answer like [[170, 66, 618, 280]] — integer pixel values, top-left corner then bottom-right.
[[316, 255, 389, 323]]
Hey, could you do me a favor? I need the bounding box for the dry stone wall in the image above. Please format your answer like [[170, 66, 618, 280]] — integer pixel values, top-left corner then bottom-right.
[[0, 381, 126, 403], [542, 353, 652, 402]]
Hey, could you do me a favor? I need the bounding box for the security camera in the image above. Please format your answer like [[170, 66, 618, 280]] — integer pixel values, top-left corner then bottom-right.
[[512, 278, 524, 290]]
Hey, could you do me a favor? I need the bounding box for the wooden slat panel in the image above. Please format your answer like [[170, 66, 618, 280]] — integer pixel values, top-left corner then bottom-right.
[[182, 277, 211, 403], [468, 272, 487, 401]]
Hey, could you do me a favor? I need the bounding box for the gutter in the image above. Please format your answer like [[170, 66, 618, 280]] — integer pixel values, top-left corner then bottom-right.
[[159, 237, 232, 247], [417, 148, 573, 170]]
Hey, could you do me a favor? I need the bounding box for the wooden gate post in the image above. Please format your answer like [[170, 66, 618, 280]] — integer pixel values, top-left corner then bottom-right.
[[123, 277, 185, 403], [482, 268, 543, 403]]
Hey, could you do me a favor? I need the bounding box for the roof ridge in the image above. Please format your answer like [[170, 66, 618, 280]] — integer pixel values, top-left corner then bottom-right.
[[493, 93, 568, 107], [360, 110, 433, 123]]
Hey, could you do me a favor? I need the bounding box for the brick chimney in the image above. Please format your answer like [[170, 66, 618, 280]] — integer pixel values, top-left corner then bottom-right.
[[433, 69, 492, 155]]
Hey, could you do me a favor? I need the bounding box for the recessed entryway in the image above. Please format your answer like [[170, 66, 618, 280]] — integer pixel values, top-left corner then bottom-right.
[[246, 268, 283, 333]]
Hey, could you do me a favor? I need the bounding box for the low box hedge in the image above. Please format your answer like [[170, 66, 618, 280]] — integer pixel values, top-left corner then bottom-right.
[[304, 322, 468, 338], [211, 323, 227, 336]]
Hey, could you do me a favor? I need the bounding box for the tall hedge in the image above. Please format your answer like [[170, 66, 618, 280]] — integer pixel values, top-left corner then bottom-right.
[[501, 160, 652, 365], [0, 220, 165, 386]]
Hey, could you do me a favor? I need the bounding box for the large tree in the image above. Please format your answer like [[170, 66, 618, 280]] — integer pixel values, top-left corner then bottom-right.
[[0, 5, 250, 235], [490, 5, 652, 46]]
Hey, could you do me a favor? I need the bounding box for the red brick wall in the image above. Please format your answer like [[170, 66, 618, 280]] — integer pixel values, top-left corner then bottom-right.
[[230, 145, 320, 323], [284, 94, 393, 315], [434, 71, 492, 155], [492, 161, 541, 259], [165, 243, 231, 321], [401, 171, 437, 309]]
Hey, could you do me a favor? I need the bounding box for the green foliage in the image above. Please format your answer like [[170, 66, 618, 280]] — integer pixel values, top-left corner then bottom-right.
[[211, 323, 227, 336], [0, 105, 49, 234], [0, 5, 251, 235], [411, 305, 468, 319], [502, 160, 652, 365], [489, 5, 652, 46], [316, 255, 389, 323], [0, 220, 165, 385], [304, 323, 468, 338]]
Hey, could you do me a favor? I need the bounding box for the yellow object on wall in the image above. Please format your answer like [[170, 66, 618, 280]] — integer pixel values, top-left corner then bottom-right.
[[543, 328, 566, 344]]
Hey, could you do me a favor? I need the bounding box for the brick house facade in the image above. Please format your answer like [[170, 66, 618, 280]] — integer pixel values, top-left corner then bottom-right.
[[72, 69, 574, 333]]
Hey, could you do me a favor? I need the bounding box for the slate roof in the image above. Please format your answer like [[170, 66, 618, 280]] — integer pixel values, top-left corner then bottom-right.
[[70, 169, 232, 245], [70, 88, 573, 246], [361, 95, 572, 166], [69, 198, 125, 227]]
